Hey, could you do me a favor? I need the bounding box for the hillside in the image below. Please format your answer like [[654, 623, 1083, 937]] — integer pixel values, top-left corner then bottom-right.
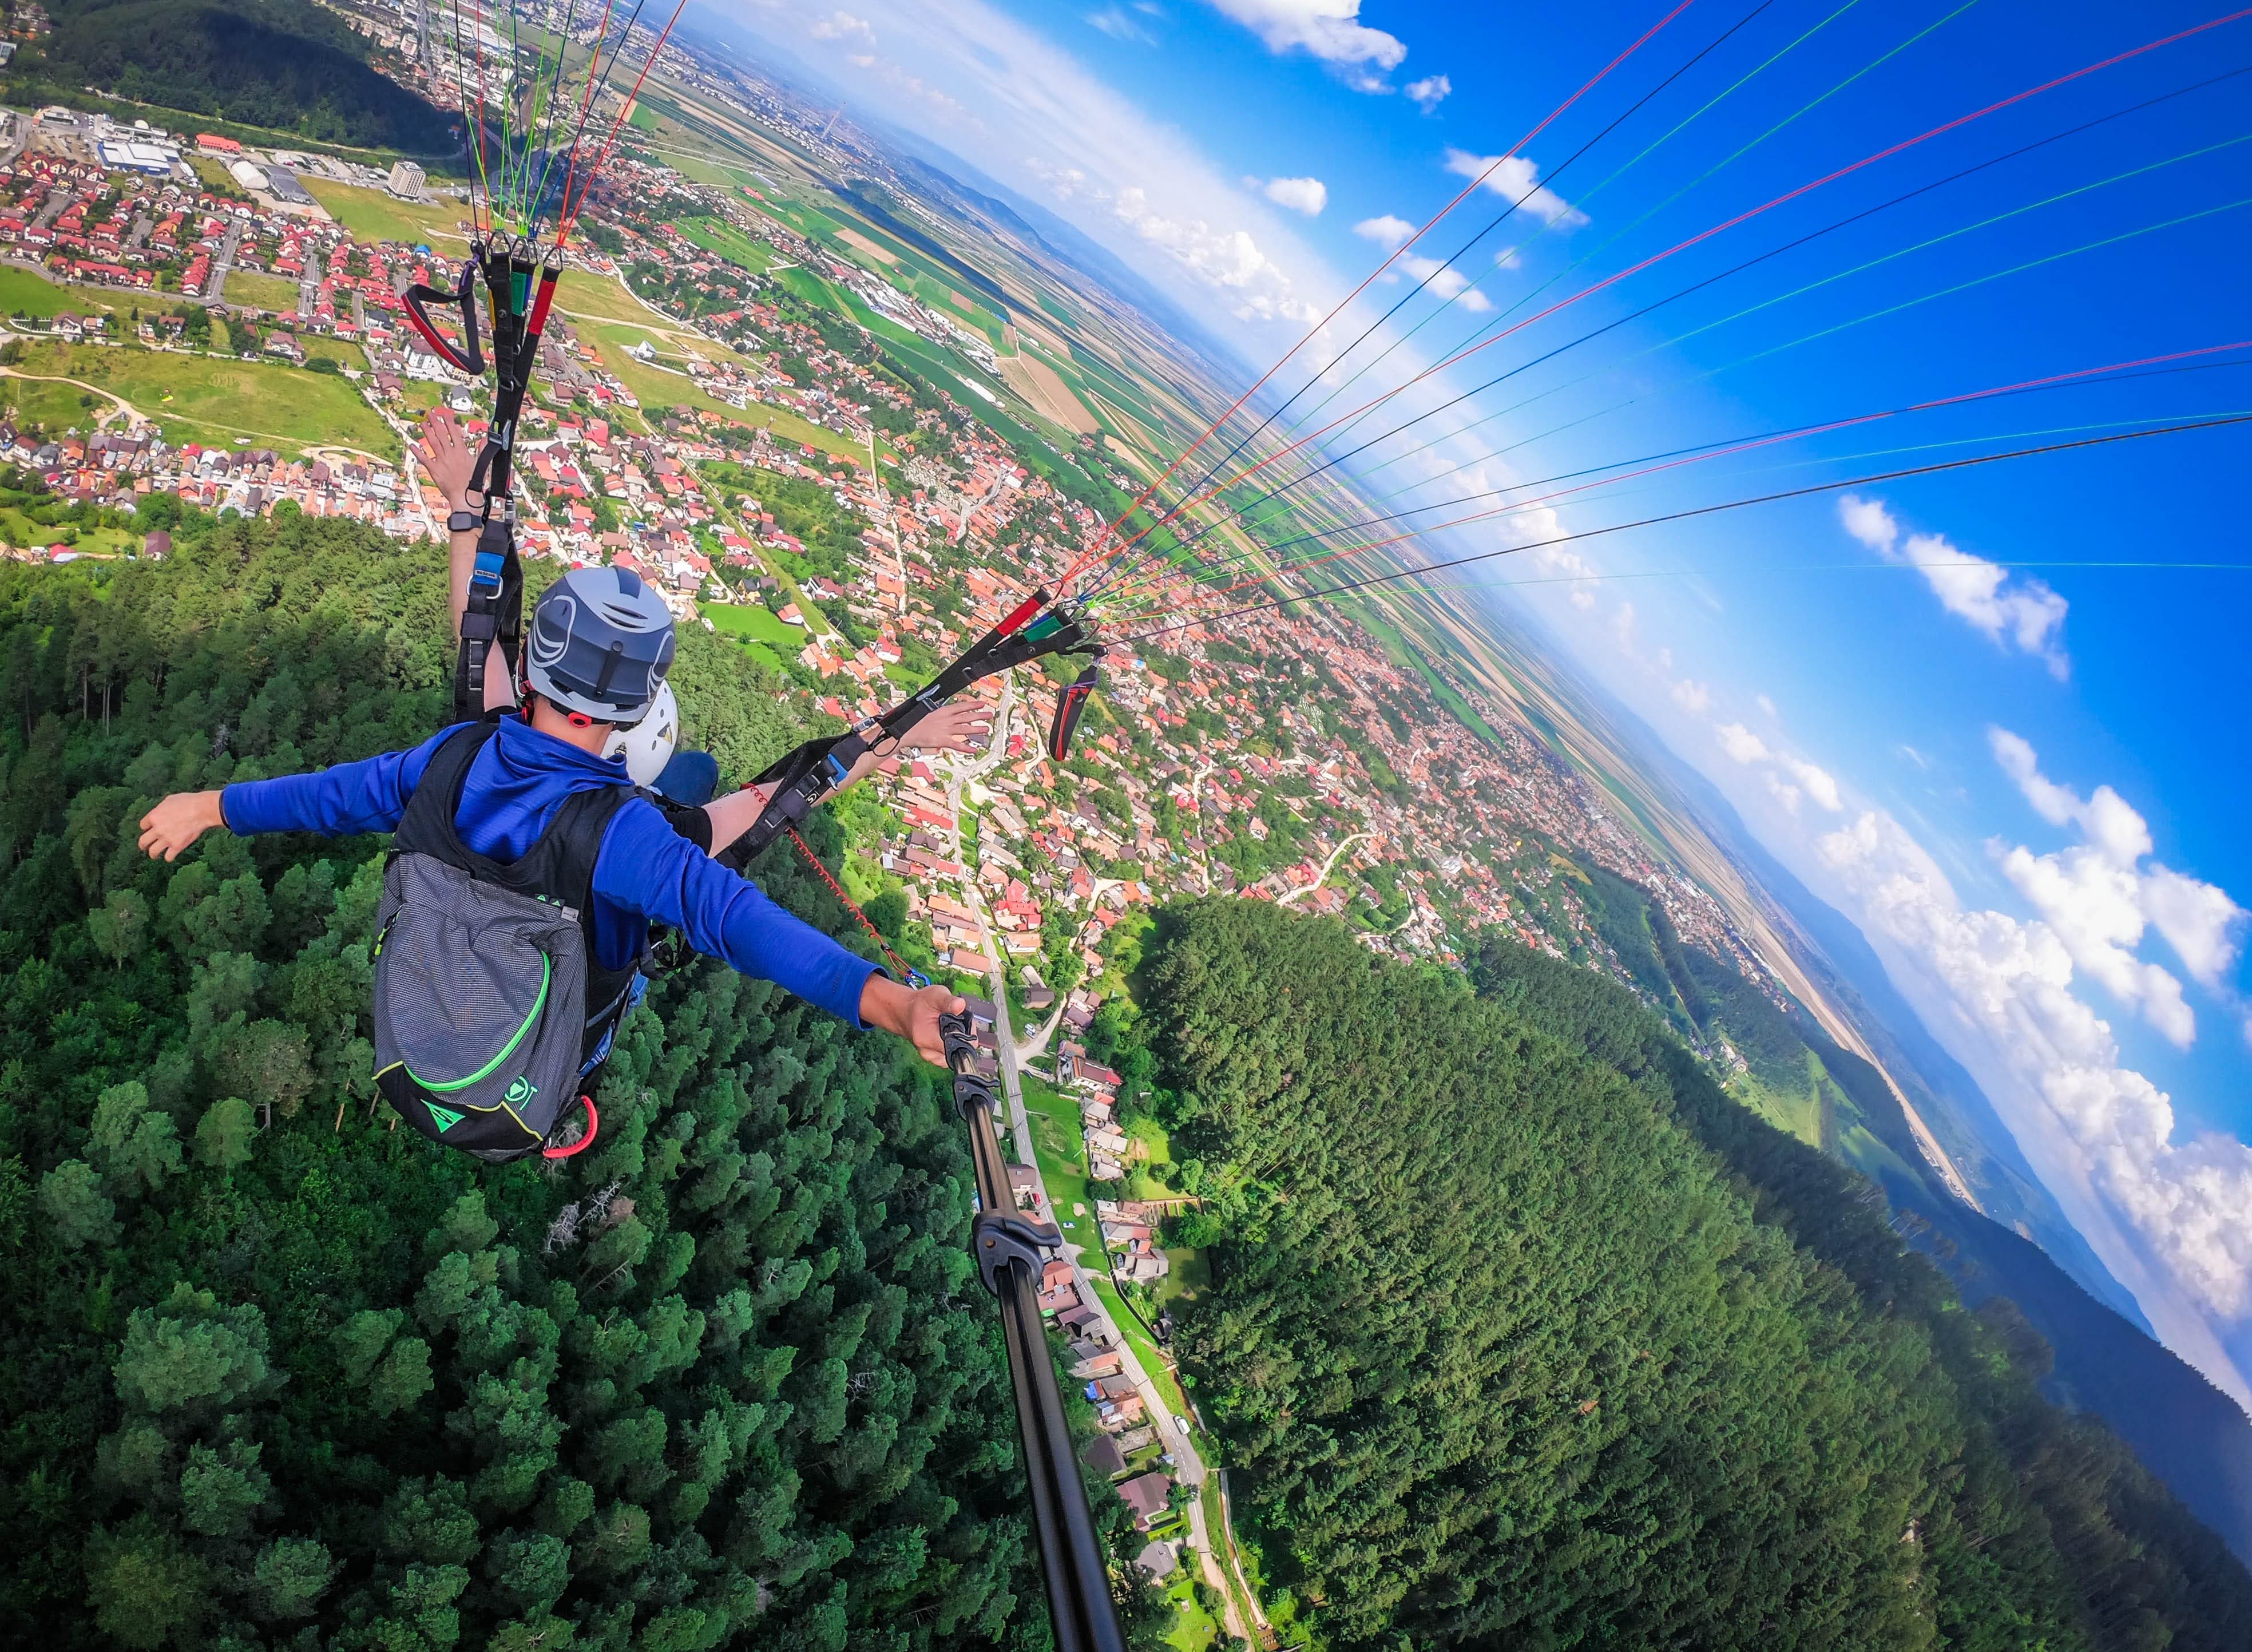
[[1132, 898, 2252, 1650], [16, 0, 453, 150], [0, 516, 1092, 1650]]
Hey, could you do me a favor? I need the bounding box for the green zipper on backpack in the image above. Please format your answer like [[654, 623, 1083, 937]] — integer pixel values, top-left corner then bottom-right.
[[408, 953, 551, 1094]]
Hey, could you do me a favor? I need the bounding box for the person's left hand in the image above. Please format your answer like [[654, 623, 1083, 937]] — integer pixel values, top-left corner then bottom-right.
[[904, 700, 994, 757], [414, 406, 479, 512]]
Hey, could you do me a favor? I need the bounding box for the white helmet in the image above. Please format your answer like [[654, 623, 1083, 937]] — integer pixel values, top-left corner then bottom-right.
[[601, 679, 679, 786]]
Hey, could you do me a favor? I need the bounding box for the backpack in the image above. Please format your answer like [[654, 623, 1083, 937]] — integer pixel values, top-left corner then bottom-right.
[[372, 722, 645, 1163]]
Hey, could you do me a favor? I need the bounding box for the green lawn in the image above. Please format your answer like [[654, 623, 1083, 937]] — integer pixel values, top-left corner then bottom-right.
[[224, 270, 302, 314], [678, 216, 777, 274], [4, 340, 395, 456], [302, 179, 471, 248], [0, 266, 130, 320], [703, 599, 802, 649]]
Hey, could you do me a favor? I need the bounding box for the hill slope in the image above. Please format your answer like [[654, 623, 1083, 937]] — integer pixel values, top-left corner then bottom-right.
[[22, 0, 452, 150], [1134, 899, 2252, 1649]]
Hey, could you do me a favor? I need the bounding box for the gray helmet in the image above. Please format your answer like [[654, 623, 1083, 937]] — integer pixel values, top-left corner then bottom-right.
[[525, 566, 676, 722]]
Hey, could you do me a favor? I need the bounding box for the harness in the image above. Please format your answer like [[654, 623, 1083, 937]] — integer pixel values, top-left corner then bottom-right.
[[723, 590, 1099, 872], [401, 235, 563, 720]]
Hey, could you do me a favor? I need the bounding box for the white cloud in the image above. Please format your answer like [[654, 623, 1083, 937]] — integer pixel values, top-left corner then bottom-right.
[[1404, 73, 1452, 112], [1200, 0, 1409, 90], [1260, 175, 1328, 216], [1442, 148, 1587, 228], [1568, 587, 1595, 611], [1670, 679, 1711, 713], [1783, 756, 1843, 813], [1085, 5, 1158, 43], [1839, 496, 2070, 678], [1991, 728, 2147, 865], [1099, 183, 1321, 322], [1818, 807, 2252, 1376], [1398, 253, 1492, 311], [809, 9, 876, 41], [1351, 212, 1415, 248], [2143, 865, 2249, 987], [1768, 775, 1803, 814], [1986, 730, 2246, 1045], [1755, 694, 1778, 718], [1897, 743, 1931, 770], [1715, 722, 1770, 764]]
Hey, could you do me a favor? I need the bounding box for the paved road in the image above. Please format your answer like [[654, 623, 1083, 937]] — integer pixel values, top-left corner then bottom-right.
[[945, 708, 1209, 1500], [1277, 830, 1370, 906], [209, 220, 244, 308], [298, 250, 322, 322]]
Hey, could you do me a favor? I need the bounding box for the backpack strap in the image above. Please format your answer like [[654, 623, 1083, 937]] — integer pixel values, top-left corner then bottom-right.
[[393, 720, 639, 946]]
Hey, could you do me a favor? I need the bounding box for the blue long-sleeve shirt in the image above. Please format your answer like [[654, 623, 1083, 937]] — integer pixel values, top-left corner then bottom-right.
[[220, 716, 876, 1028]]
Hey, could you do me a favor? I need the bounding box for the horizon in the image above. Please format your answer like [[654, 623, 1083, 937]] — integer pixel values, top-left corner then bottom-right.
[[716, 0, 2252, 1409]]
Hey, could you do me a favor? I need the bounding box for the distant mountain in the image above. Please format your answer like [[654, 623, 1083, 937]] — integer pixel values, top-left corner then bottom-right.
[[1908, 1179, 2252, 1566], [1574, 688, 2252, 1567], [1671, 753, 2154, 1326]]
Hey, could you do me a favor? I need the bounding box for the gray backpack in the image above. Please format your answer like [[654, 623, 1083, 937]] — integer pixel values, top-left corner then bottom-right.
[[372, 722, 643, 1163]]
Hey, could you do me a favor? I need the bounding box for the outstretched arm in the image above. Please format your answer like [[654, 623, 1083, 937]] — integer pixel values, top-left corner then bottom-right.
[[415, 407, 516, 713], [697, 699, 996, 857]]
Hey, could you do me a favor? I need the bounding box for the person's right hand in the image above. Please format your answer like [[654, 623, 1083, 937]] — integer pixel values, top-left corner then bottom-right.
[[138, 791, 227, 862], [904, 700, 994, 756], [414, 406, 479, 512]]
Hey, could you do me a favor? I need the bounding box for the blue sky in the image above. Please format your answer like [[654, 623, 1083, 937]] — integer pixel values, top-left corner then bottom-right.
[[718, 0, 2252, 1402]]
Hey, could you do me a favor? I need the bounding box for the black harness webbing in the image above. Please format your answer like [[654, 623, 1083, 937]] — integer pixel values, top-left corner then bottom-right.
[[403, 236, 564, 721], [721, 591, 1097, 870]]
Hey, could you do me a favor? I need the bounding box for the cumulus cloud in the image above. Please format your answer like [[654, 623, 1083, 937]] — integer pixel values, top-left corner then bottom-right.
[[1783, 756, 1843, 813], [1200, 0, 1409, 90], [1839, 495, 2070, 678], [1442, 148, 1587, 228], [1715, 722, 1770, 764], [1405, 73, 1452, 112], [1104, 184, 1320, 321], [1351, 212, 1416, 248], [1818, 807, 2252, 1354], [1398, 253, 1492, 311], [809, 9, 876, 41], [1985, 729, 2246, 1047], [1259, 175, 1328, 215], [1670, 679, 1711, 713]]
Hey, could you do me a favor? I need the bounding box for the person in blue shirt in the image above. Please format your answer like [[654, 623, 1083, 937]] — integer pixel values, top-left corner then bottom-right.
[[136, 409, 986, 1069]]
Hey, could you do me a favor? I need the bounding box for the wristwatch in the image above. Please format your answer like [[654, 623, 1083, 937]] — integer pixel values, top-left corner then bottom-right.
[[446, 509, 483, 534]]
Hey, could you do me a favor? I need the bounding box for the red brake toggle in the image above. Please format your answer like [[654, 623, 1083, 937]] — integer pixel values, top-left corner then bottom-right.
[[543, 1095, 599, 1159]]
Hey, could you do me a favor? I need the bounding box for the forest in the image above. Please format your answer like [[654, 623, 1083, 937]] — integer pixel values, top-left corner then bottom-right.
[[1134, 899, 2252, 1650], [0, 512, 1179, 1650], [16, 0, 455, 152]]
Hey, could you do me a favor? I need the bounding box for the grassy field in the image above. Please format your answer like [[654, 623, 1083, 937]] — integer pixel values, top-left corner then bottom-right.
[[0, 371, 108, 432], [677, 216, 778, 274], [302, 179, 470, 248], [224, 270, 302, 314], [4, 340, 394, 455], [548, 271, 668, 327], [0, 266, 135, 320], [703, 599, 802, 649]]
